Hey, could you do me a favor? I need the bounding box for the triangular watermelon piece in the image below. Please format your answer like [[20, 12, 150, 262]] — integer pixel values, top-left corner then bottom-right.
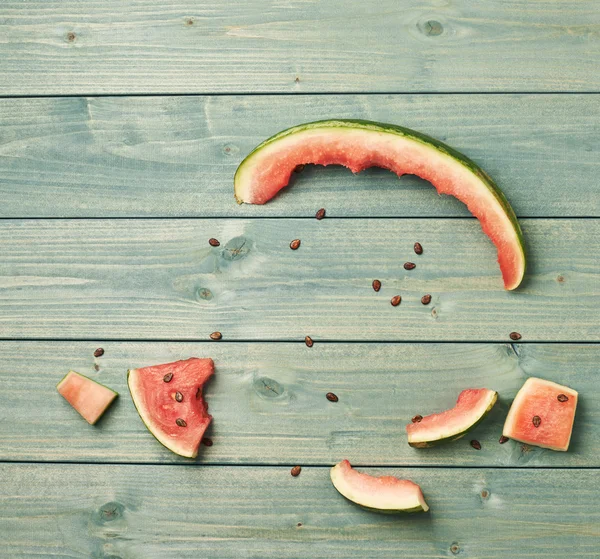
[[57, 370, 118, 425], [128, 358, 214, 458]]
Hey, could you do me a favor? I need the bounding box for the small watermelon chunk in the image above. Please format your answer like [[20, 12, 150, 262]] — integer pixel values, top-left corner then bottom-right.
[[406, 388, 497, 447], [57, 371, 118, 425], [234, 120, 526, 290], [503, 377, 578, 452], [128, 358, 214, 458], [330, 460, 429, 513]]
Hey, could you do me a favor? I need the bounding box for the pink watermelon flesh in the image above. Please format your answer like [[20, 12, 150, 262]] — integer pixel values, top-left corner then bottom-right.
[[128, 358, 214, 458], [503, 377, 578, 452], [406, 388, 497, 447], [57, 371, 118, 425], [330, 459, 429, 512], [235, 124, 525, 290]]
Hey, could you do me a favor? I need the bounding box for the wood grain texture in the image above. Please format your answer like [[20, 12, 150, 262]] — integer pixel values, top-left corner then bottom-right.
[[1, 1, 600, 95], [1, 463, 599, 558], [1, 95, 599, 218], [0, 218, 597, 341], [0, 341, 596, 466]]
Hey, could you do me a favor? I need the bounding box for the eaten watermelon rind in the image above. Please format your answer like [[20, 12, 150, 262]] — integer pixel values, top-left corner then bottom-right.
[[407, 389, 498, 448], [330, 460, 429, 514], [234, 119, 526, 290], [56, 370, 118, 425]]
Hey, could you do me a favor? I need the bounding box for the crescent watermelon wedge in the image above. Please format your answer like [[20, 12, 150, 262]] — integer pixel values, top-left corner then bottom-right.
[[234, 120, 526, 290]]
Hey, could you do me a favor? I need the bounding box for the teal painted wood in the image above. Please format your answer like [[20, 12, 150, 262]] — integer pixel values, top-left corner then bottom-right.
[[1, 95, 598, 218], [0, 341, 596, 466], [1, 2, 599, 95], [0, 218, 597, 341], [1, 463, 599, 558]]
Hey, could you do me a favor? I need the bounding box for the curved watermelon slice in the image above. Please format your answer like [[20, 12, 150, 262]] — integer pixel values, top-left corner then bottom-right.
[[330, 459, 429, 513], [234, 120, 526, 290], [128, 358, 214, 458], [406, 388, 497, 448], [503, 377, 578, 451]]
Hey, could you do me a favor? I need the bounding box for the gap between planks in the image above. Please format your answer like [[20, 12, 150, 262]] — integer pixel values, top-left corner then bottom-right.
[[1, 92, 600, 100], [0, 459, 598, 470]]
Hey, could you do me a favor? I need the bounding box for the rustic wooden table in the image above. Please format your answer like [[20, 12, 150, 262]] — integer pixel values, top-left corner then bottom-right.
[[1, 2, 599, 557]]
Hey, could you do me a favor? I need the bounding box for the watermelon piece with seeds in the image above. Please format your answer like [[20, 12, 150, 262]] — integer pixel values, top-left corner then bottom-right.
[[128, 358, 214, 458], [503, 377, 578, 451]]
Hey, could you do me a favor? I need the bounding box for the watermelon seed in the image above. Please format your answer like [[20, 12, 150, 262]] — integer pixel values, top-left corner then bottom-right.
[[210, 331, 222, 341], [412, 415, 423, 423], [196, 387, 202, 399], [557, 394, 569, 402], [202, 437, 213, 447], [163, 373, 173, 383], [372, 279, 381, 292], [450, 543, 460, 555], [414, 242, 423, 255], [209, 238, 220, 247], [509, 331, 522, 341], [293, 164, 305, 173], [326, 392, 339, 402], [404, 262, 416, 270], [291, 465, 302, 477], [499, 435, 509, 444], [315, 208, 326, 220], [176, 418, 187, 427], [94, 348, 104, 357], [480, 489, 489, 499], [175, 391, 183, 402], [305, 336, 314, 348], [290, 239, 301, 250], [421, 294, 432, 305], [391, 295, 401, 307], [470, 440, 482, 450], [532, 415, 541, 428]]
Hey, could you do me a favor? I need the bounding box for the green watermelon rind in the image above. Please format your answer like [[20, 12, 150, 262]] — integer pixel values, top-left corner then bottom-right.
[[357, 502, 429, 514], [408, 391, 498, 448], [234, 119, 526, 290], [127, 368, 198, 459]]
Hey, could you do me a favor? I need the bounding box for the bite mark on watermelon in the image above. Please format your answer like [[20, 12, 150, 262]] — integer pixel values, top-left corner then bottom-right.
[[128, 358, 214, 458], [503, 377, 578, 452], [57, 370, 118, 425], [234, 120, 526, 290]]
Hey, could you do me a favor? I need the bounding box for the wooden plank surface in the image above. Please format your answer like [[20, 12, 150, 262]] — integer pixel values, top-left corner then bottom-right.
[[1, 341, 596, 467], [0, 218, 597, 341], [1, 95, 598, 218], [1, 463, 599, 558], [1, 1, 600, 95]]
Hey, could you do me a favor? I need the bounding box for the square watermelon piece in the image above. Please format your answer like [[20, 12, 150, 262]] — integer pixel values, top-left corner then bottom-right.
[[503, 377, 578, 452]]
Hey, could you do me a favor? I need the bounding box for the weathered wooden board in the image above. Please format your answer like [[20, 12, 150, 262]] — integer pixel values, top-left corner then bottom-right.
[[1, 463, 598, 558], [0, 95, 598, 218], [0, 341, 595, 466], [1, 1, 599, 95], [0, 218, 597, 341]]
